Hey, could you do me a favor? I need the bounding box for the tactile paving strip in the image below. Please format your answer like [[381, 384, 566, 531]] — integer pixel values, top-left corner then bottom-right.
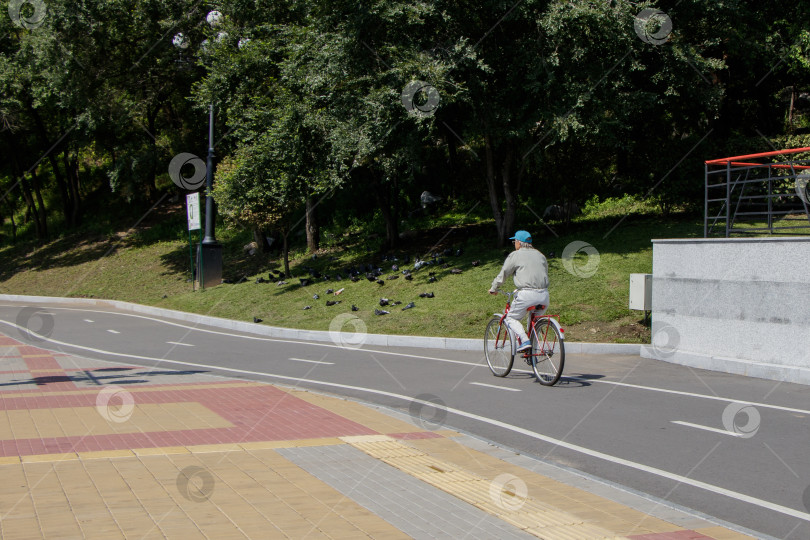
[[341, 435, 620, 539]]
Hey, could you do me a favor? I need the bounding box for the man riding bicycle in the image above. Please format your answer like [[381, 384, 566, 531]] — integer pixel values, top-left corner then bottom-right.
[[488, 230, 549, 353]]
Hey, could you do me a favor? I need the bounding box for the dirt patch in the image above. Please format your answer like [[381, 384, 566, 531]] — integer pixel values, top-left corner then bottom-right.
[[564, 315, 650, 343]]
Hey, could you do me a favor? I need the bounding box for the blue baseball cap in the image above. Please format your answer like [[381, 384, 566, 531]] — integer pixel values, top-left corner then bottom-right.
[[509, 230, 532, 243]]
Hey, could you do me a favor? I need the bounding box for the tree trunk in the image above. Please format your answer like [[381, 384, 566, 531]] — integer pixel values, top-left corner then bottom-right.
[[63, 151, 82, 226], [367, 170, 398, 249], [10, 212, 16, 243], [281, 231, 291, 278], [30, 169, 48, 239], [19, 175, 43, 240], [501, 149, 516, 242], [305, 197, 319, 252], [30, 106, 74, 227], [484, 133, 506, 246]]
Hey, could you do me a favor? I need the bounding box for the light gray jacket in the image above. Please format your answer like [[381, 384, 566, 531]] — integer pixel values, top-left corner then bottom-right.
[[489, 247, 549, 292]]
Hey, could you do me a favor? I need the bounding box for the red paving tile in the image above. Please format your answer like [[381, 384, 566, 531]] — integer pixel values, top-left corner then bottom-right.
[[0, 383, 377, 457]]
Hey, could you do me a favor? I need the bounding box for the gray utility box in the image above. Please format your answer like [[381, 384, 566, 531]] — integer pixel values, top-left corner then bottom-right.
[[629, 273, 652, 311]]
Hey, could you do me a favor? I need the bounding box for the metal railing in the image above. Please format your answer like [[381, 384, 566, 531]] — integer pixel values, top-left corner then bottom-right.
[[704, 148, 810, 237]]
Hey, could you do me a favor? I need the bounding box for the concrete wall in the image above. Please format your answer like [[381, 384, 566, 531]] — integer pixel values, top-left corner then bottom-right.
[[640, 237, 810, 384]]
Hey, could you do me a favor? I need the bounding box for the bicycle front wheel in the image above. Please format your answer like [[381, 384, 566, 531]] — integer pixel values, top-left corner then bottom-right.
[[484, 317, 514, 377], [530, 319, 565, 386]]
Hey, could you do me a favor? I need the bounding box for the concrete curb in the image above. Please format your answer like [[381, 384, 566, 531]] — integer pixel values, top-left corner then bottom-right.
[[0, 294, 641, 356], [640, 345, 810, 386]]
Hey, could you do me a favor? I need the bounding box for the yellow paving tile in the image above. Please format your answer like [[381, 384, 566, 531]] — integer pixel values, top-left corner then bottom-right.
[[239, 437, 344, 451], [132, 446, 191, 456], [0, 455, 21, 465], [21, 453, 78, 463], [0, 402, 232, 440], [77, 450, 135, 460], [694, 526, 758, 539], [186, 443, 242, 453], [284, 388, 426, 433]]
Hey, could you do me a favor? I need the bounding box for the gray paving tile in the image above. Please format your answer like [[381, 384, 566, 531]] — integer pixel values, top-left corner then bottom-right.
[[277, 444, 534, 540]]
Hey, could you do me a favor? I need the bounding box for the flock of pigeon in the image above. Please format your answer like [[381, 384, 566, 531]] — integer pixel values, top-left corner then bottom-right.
[[257, 248, 482, 316]]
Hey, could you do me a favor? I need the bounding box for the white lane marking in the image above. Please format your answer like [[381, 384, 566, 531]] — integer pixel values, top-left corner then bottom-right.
[[2, 321, 808, 524], [83, 319, 94, 323], [106, 329, 120, 334], [470, 382, 520, 392], [167, 342, 194, 347], [671, 421, 743, 438], [3, 304, 810, 417], [289, 357, 334, 365], [566, 377, 810, 417]]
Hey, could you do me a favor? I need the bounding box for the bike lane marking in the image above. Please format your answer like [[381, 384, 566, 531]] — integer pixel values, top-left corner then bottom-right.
[[670, 421, 744, 437], [470, 382, 520, 392]]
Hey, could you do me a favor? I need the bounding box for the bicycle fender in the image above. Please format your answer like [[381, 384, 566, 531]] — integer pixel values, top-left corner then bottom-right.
[[547, 317, 565, 341]]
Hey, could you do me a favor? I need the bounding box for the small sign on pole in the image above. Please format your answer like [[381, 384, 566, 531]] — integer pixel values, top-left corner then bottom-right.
[[186, 193, 201, 231], [186, 193, 202, 290]]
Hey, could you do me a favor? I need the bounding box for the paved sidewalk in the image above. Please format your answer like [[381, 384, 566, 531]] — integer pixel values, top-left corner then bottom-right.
[[0, 333, 753, 539]]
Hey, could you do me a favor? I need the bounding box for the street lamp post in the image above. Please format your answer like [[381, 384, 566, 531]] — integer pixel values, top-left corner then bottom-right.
[[198, 102, 222, 288], [174, 12, 224, 288]]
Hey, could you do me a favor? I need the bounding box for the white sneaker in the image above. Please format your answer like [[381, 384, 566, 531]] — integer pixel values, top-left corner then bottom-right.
[[515, 340, 531, 353]]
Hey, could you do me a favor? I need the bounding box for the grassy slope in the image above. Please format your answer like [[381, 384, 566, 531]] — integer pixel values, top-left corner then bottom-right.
[[0, 198, 706, 343]]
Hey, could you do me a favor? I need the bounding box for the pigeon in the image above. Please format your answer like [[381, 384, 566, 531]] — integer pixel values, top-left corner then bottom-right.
[[442, 263, 449, 269], [313, 294, 320, 300], [392, 265, 399, 271], [351, 276, 360, 282], [405, 274, 413, 281], [437, 258, 445, 265], [393, 301, 402, 305], [326, 289, 334, 294], [303, 305, 311, 310], [471, 260, 480, 267], [335, 275, 342, 282], [428, 272, 436, 276], [402, 302, 415, 310], [450, 268, 462, 274], [256, 277, 267, 284], [456, 248, 463, 257], [326, 300, 341, 306], [379, 298, 390, 306], [276, 280, 288, 286], [351, 305, 359, 311], [428, 276, 437, 283], [253, 317, 263, 323], [299, 278, 311, 286], [311, 271, 322, 279], [374, 309, 390, 316], [547, 251, 556, 258], [443, 248, 451, 256], [237, 276, 247, 284], [419, 292, 435, 298], [376, 280, 384, 286], [414, 260, 427, 270], [388, 274, 399, 280], [366, 274, 376, 282]]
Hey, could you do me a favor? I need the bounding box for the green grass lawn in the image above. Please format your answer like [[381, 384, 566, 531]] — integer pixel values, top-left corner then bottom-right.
[[0, 198, 707, 343]]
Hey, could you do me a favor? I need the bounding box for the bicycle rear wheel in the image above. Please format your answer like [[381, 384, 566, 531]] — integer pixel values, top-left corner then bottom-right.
[[530, 318, 565, 386], [484, 317, 514, 377]]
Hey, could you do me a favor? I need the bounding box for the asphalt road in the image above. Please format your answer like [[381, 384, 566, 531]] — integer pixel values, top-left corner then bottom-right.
[[1, 300, 809, 539]]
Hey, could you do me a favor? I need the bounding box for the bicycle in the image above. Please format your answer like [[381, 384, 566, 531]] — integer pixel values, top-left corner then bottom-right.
[[484, 290, 565, 386]]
